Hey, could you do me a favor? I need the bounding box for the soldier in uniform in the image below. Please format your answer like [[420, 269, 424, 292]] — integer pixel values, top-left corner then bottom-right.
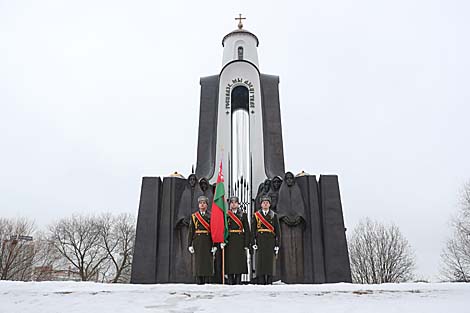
[[188, 195, 218, 284], [252, 195, 280, 285], [224, 196, 251, 285]]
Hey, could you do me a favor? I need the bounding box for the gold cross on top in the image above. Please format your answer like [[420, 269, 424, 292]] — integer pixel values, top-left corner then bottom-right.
[[235, 14, 246, 29]]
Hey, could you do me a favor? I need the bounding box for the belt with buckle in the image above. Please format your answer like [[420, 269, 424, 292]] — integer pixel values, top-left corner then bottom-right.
[[258, 229, 273, 233]]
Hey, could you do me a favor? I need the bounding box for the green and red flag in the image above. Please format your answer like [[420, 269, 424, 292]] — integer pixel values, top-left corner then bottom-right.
[[210, 160, 228, 243]]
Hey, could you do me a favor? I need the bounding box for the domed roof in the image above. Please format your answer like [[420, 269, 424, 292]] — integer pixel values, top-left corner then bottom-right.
[[222, 28, 259, 47]]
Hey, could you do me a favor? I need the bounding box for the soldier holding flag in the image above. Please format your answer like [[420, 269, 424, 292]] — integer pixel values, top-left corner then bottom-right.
[[252, 195, 280, 285], [210, 161, 229, 284]]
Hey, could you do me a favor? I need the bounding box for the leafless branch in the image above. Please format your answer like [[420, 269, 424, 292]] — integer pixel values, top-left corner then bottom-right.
[[441, 182, 470, 282], [0, 217, 36, 281], [348, 218, 415, 284]]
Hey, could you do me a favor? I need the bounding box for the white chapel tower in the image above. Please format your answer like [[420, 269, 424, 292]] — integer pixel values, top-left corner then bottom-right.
[[195, 15, 286, 213]]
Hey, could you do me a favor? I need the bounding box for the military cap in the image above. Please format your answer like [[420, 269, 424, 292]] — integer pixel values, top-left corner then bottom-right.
[[260, 195, 272, 203], [229, 196, 239, 203], [197, 195, 209, 203]]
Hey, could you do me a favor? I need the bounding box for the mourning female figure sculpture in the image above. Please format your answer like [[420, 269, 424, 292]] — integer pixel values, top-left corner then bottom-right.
[[276, 171, 306, 283], [197, 177, 214, 210], [174, 174, 200, 282], [255, 179, 271, 209], [268, 176, 283, 211]]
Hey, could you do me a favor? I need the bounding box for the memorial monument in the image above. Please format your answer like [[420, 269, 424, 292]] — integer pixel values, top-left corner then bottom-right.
[[131, 16, 352, 284]]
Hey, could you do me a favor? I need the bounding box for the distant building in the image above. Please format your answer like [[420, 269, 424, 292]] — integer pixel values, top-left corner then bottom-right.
[[33, 266, 81, 282], [1, 236, 34, 281]]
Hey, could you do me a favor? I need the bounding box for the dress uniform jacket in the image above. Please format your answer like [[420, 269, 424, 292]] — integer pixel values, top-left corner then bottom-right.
[[188, 210, 213, 277], [225, 209, 251, 274], [253, 209, 280, 275]]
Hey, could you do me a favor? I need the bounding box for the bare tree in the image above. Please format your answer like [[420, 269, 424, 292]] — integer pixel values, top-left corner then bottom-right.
[[31, 231, 64, 281], [441, 182, 470, 282], [49, 214, 108, 281], [99, 213, 135, 283], [0, 217, 36, 281], [48, 213, 136, 283], [348, 218, 415, 284]]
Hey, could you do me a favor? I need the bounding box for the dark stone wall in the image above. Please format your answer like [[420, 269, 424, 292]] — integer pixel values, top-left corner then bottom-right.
[[130, 177, 162, 284], [319, 175, 352, 283], [155, 177, 187, 283], [296, 175, 326, 283], [195, 75, 219, 180], [131, 176, 188, 284], [260, 74, 285, 178]]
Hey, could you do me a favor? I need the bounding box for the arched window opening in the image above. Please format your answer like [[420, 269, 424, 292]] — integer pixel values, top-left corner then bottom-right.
[[238, 46, 244, 60], [231, 86, 249, 112]]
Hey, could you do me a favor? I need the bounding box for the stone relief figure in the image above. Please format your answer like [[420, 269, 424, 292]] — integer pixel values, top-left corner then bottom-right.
[[268, 176, 283, 212], [197, 177, 214, 212], [174, 174, 201, 282], [176, 174, 199, 227], [255, 179, 271, 209], [276, 171, 306, 283]]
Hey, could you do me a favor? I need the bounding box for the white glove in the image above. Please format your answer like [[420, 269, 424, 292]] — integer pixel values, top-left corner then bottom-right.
[[188, 246, 195, 254], [211, 246, 218, 254], [274, 246, 279, 254], [252, 244, 258, 250], [220, 242, 226, 249]]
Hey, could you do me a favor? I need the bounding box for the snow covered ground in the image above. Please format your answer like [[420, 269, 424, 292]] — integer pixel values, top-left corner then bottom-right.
[[1, 281, 469, 313]]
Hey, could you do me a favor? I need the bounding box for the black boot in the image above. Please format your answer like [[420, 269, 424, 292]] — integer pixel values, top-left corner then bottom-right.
[[258, 275, 266, 285], [234, 274, 242, 285]]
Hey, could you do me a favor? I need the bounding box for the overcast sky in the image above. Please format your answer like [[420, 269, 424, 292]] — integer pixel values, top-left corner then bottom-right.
[[1, 0, 469, 280]]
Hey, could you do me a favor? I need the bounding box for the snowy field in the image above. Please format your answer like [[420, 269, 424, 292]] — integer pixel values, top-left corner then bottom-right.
[[1, 281, 469, 313]]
